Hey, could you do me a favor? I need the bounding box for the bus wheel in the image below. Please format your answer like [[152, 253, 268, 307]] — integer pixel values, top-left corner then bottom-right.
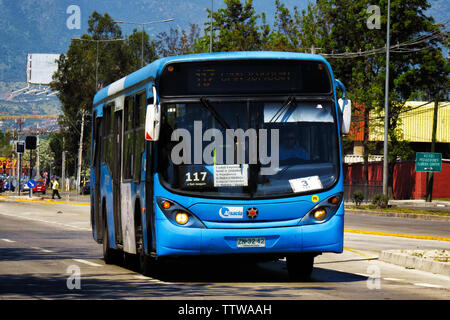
[[103, 216, 122, 265], [286, 254, 314, 281], [136, 223, 157, 277]]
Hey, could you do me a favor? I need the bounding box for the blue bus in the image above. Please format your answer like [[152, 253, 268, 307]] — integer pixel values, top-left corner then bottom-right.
[[90, 51, 351, 280]]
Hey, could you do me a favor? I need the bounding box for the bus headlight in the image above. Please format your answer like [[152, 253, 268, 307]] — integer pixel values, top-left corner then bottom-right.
[[313, 209, 327, 221], [300, 193, 343, 225], [175, 212, 189, 225], [156, 197, 205, 228]]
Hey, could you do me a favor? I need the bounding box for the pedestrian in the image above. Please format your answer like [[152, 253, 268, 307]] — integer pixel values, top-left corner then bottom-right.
[[51, 177, 61, 199]]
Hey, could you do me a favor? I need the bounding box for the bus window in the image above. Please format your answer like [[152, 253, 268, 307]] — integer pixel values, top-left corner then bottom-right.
[[123, 96, 134, 181], [134, 92, 146, 182], [102, 104, 113, 166]]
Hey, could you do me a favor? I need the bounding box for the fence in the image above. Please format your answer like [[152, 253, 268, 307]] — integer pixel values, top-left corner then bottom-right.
[[344, 179, 383, 203]]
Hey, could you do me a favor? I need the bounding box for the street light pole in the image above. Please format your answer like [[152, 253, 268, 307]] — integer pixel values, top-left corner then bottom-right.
[[72, 38, 126, 90], [210, 0, 213, 53], [113, 18, 175, 67], [76, 111, 85, 196], [383, 0, 391, 197]]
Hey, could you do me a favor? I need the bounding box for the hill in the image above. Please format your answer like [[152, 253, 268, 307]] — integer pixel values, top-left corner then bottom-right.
[[0, 0, 447, 82]]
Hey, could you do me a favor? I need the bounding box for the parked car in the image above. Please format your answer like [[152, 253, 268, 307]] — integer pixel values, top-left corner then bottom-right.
[[80, 181, 90, 195], [3, 180, 15, 192], [21, 183, 30, 192], [33, 181, 46, 194]]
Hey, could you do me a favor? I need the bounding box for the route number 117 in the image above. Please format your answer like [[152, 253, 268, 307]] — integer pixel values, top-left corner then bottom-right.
[[185, 171, 207, 182]]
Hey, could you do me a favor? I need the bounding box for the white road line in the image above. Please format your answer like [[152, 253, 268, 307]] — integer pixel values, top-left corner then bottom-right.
[[413, 283, 443, 288], [30, 247, 54, 253], [72, 259, 103, 267], [354, 273, 369, 277], [133, 275, 172, 284], [383, 278, 403, 282], [1, 238, 16, 243], [0, 212, 90, 231]]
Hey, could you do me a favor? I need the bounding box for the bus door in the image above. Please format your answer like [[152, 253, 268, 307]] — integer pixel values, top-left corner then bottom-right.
[[93, 112, 102, 238], [113, 109, 123, 244]]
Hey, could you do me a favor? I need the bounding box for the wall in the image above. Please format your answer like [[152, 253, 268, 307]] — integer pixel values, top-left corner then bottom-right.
[[343, 160, 450, 200]]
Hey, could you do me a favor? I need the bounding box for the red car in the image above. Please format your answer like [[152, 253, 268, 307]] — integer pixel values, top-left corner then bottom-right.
[[32, 181, 46, 194]]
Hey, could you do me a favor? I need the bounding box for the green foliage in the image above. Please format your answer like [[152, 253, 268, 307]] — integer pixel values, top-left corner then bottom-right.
[[0, 131, 13, 157], [194, 0, 269, 52], [46, 1, 448, 182], [50, 11, 159, 176], [352, 190, 365, 207], [156, 24, 201, 57], [372, 193, 389, 208]]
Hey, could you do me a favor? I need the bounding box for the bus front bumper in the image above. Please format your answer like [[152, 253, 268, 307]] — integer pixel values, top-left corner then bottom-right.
[[155, 213, 344, 257]]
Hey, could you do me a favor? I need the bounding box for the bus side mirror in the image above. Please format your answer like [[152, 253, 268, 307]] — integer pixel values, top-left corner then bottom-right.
[[145, 87, 161, 141], [338, 98, 351, 134]]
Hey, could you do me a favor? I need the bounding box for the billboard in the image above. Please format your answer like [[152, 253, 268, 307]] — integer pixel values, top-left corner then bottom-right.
[[27, 54, 60, 85]]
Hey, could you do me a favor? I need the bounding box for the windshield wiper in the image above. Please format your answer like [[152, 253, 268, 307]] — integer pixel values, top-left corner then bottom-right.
[[269, 96, 296, 123], [200, 97, 231, 130]]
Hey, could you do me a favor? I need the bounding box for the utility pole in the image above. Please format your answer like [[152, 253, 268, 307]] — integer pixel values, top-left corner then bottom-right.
[[426, 97, 439, 202], [36, 135, 40, 179], [383, 0, 391, 197], [210, 0, 213, 53], [61, 150, 66, 193], [76, 112, 85, 196], [62, 137, 66, 192]]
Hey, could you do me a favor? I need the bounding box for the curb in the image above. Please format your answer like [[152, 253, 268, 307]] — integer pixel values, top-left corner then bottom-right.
[[345, 208, 450, 222], [380, 250, 450, 277], [0, 195, 89, 206]]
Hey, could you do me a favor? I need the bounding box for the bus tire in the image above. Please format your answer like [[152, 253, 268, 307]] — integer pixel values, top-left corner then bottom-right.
[[136, 224, 156, 276], [103, 213, 122, 265], [286, 254, 314, 281]]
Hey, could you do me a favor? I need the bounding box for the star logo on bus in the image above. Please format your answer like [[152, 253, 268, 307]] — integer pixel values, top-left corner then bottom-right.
[[246, 207, 258, 219]]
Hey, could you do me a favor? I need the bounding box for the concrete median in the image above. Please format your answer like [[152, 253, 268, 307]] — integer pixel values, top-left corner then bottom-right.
[[380, 249, 450, 277]]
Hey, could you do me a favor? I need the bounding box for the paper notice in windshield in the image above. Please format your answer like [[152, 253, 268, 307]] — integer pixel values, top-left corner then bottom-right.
[[214, 164, 248, 187], [289, 176, 323, 193]]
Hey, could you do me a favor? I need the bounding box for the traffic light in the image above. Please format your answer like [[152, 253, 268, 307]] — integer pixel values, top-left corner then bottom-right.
[[25, 136, 37, 150], [16, 141, 25, 154]]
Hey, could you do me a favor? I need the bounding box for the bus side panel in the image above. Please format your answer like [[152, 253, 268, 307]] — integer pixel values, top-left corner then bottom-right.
[[121, 182, 136, 254], [101, 163, 118, 249]]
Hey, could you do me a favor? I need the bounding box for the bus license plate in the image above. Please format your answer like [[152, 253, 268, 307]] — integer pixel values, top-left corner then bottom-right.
[[237, 237, 265, 248]]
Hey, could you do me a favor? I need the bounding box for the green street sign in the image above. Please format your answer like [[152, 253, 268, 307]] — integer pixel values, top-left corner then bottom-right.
[[416, 152, 442, 172]]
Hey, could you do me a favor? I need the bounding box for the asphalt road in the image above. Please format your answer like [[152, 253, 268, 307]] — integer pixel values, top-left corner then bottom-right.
[[0, 200, 449, 301]]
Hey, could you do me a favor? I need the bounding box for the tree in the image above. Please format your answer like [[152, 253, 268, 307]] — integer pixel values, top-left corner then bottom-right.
[[50, 11, 158, 176], [156, 24, 200, 57], [278, 0, 448, 198], [0, 131, 13, 157], [194, 0, 269, 52]]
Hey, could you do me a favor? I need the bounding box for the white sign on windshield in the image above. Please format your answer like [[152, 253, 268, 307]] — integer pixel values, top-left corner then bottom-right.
[[213, 164, 248, 187], [263, 103, 333, 123], [289, 176, 323, 193]]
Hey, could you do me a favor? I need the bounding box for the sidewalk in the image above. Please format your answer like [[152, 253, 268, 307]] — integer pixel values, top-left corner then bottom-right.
[[344, 199, 450, 222], [0, 191, 90, 204], [380, 249, 450, 277]]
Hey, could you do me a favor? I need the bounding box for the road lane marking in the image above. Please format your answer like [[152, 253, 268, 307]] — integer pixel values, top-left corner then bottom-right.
[[1, 238, 16, 243], [383, 278, 403, 282], [344, 229, 450, 242], [72, 259, 103, 267], [0, 212, 90, 231], [30, 247, 54, 253], [344, 247, 376, 259], [413, 283, 443, 288]]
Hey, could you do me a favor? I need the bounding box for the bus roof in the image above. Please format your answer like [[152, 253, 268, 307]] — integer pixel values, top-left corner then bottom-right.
[[93, 51, 331, 106]]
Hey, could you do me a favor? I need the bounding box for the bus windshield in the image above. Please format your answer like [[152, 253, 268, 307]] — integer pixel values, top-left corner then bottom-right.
[[158, 97, 339, 199]]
